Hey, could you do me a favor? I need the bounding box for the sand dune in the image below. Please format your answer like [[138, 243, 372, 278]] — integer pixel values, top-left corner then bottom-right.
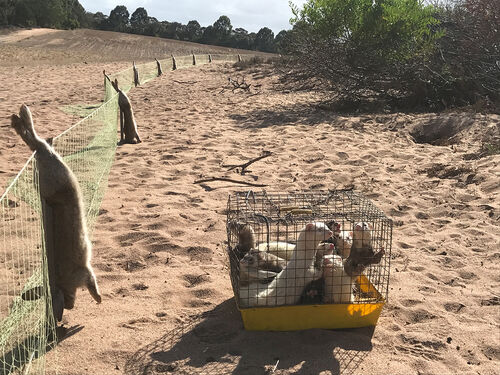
[[0, 33, 499, 375]]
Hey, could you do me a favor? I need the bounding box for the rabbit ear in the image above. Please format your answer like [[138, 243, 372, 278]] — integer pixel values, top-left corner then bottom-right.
[[306, 223, 314, 231]]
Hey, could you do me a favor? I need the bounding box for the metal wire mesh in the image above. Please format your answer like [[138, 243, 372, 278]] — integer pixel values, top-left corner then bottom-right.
[[226, 190, 392, 309]]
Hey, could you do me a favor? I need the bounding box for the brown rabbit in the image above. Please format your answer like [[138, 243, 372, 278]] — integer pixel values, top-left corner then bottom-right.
[[11, 104, 101, 311]]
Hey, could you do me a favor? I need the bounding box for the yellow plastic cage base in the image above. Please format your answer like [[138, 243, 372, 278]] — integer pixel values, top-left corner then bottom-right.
[[238, 275, 385, 331]]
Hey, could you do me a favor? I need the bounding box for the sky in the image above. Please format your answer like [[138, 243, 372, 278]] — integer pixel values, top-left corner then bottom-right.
[[79, 0, 308, 34]]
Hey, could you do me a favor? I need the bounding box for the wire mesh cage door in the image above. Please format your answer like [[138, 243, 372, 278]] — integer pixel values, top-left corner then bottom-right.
[[226, 190, 392, 331]]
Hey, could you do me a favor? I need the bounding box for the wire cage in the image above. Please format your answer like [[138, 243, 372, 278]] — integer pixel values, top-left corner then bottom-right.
[[226, 190, 392, 331]]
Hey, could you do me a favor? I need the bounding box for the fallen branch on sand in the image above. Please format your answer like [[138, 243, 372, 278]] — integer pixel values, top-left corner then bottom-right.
[[228, 76, 251, 92], [223, 150, 272, 175], [194, 177, 267, 187], [219, 76, 253, 94]]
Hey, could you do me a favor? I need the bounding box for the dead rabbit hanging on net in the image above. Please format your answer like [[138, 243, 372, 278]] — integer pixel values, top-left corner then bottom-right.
[[11, 104, 101, 310]]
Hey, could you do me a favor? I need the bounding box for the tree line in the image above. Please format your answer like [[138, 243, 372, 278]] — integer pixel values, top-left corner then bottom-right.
[[0, 0, 288, 53]]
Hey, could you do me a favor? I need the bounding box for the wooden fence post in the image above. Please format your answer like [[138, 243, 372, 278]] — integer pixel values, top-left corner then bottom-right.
[[133, 61, 140, 87], [172, 54, 177, 70], [192, 53, 196, 65], [208, 54, 212, 63], [155, 58, 162, 76]]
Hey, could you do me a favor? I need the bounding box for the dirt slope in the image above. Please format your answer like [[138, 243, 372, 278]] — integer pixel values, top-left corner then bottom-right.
[[0, 28, 267, 66]]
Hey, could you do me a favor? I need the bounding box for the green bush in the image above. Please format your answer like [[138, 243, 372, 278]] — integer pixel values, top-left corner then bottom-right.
[[282, 0, 500, 111], [282, 0, 444, 109]]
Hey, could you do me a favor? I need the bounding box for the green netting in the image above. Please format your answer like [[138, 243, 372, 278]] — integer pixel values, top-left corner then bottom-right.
[[105, 54, 242, 100], [0, 94, 119, 375], [0, 54, 246, 375], [174, 55, 196, 68], [0, 156, 54, 375], [194, 54, 211, 65], [135, 61, 158, 87], [211, 54, 240, 63], [52, 95, 119, 230]]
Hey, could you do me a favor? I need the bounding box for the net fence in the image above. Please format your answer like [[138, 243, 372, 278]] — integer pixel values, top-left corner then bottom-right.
[[0, 54, 245, 374], [105, 54, 241, 99]]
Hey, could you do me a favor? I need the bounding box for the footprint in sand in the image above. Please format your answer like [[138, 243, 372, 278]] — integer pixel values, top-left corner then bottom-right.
[[400, 299, 422, 307], [132, 282, 148, 291], [146, 237, 180, 253], [182, 273, 211, 288], [115, 231, 154, 245], [185, 246, 213, 262], [457, 270, 477, 280], [396, 334, 445, 360], [187, 299, 212, 308], [114, 287, 130, 297], [408, 266, 425, 272], [444, 302, 466, 313], [191, 288, 216, 299]]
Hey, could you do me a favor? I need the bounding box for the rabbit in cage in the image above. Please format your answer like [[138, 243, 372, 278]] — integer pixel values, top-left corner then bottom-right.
[[239, 222, 333, 307], [322, 254, 354, 303], [344, 222, 385, 277], [239, 249, 286, 286]]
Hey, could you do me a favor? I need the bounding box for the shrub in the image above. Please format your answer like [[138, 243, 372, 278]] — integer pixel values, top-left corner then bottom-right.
[[282, 0, 499, 111]]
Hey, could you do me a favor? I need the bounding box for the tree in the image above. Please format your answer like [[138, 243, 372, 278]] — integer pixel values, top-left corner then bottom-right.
[[142, 17, 163, 37], [108, 5, 129, 32], [231, 27, 253, 49], [247, 32, 257, 49], [130, 7, 148, 34], [0, 0, 16, 25], [165, 21, 182, 39], [12, 0, 37, 26], [38, 0, 65, 28], [90, 11, 107, 29], [274, 30, 290, 53], [201, 25, 217, 44], [186, 20, 202, 41], [213, 15, 232, 44], [11, 0, 65, 27], [254, 27, 275, 52]]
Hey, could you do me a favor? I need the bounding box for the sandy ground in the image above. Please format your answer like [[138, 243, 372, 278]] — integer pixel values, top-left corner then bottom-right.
[[1, 29, 499, 375]]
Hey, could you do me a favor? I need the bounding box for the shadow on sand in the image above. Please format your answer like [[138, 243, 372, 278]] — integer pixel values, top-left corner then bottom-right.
[[229, 103, 334, 129], [0, 325, 82, 375], [124, 299, 374, 375]]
